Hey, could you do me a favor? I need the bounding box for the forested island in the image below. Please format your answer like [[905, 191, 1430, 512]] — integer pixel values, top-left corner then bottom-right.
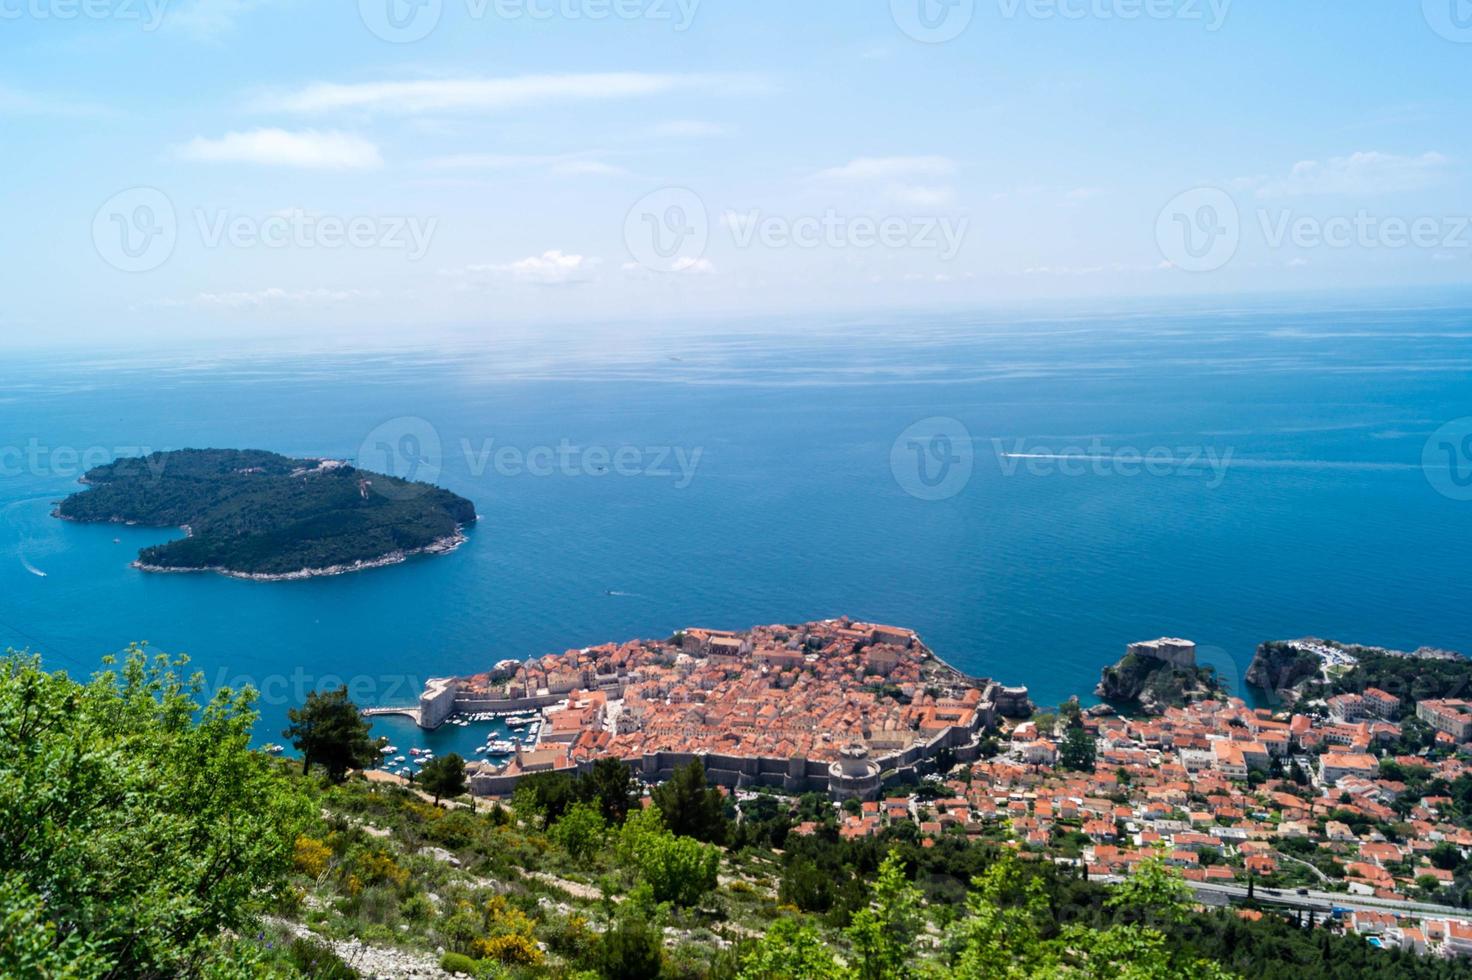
[[54, 448, 476, 580]]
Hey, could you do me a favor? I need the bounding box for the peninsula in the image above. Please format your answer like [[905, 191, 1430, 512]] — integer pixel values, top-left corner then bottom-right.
[[395, 617, 1034, 800], [54, 448, 476, 580]]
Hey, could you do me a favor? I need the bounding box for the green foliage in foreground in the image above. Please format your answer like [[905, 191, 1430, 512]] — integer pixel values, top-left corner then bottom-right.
[[0, 647, 311, 977], [8, 647, 1472, 980]]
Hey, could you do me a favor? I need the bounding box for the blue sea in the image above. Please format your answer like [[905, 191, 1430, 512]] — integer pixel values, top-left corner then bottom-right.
[[4, 297, 1472, 759]]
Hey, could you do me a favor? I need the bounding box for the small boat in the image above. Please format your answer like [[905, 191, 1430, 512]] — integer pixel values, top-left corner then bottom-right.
[[393, 755, 406, 762]]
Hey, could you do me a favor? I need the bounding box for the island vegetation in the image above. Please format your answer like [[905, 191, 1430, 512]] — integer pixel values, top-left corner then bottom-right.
[[1247, 639, 1470, 711], [5, 646, 1464, 979], [54, 449, 476, 579]]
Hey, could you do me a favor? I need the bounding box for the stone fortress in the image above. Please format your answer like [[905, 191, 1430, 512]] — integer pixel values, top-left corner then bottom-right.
[[401, 618, 1032, 802]]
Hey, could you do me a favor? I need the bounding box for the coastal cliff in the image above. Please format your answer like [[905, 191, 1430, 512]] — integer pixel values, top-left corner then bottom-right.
[[1096, 638, 1221, 715], [1246, 637, 1466, 707]]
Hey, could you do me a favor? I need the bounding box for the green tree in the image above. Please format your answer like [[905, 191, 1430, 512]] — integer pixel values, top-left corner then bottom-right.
[[652, 759, 729, 844], [0, 875, 111, 979], [282, 685, 380, 782], [847, 850, 923, 980], [418, 752, 467, 803], [1059, 725, 1097, 773], [552, 801, 608, 861], [0, 648, 310, 977], [593, 907, 664, 980], [641, 832, 720, 907], [617, 804, 719, 907], [581, 757, 642, 825], [512, 769, 578, 826], [737, 918, 846, 980], [1429, 841, 1464, 872], [780, 858, 836, 913]]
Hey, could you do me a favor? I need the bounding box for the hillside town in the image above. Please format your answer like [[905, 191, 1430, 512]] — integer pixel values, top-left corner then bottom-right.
[[420, 618, 1030, 797], [388, 625, 1472, 962]]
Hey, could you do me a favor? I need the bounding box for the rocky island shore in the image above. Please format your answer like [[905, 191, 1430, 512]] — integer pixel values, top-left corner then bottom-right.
[[1095, 637, 1223, 715], [55, 448, 476, 581]]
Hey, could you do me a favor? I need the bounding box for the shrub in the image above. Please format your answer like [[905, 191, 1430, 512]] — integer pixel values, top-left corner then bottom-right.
[[294, 835, 333, 878], [285, 937, 358, 979], [471, 932, 542, 966], [440, 951, 478, 975]]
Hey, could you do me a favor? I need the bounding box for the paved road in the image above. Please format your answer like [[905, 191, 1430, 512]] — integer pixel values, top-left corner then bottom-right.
[[1183, 880, 1466, 919], [1093, 873, 1465, 919]]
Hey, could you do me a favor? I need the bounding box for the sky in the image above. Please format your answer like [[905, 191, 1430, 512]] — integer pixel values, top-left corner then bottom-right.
[[2, 0, 1471, 345]]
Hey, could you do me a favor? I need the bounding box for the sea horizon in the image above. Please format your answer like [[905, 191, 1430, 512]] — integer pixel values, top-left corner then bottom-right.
[[4, 294, 1472, 757]]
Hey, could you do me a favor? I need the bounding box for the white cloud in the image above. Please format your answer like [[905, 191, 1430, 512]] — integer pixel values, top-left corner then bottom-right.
[[650, 120, 729, 138], [455, 250, 600, 286], [1249, 151, 1449, 199], [164, 0, 277, 39], [620, 257, 715, 277], [176, 129, 382, 169], [0, 85, 104, 118], [887, 185, 956, 208], [172, 287, 376, 309], [425, 152, 628, 177], [671, 257, 715, 274], [261, 73, 765, 115], [815, 156, 958, 181]]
